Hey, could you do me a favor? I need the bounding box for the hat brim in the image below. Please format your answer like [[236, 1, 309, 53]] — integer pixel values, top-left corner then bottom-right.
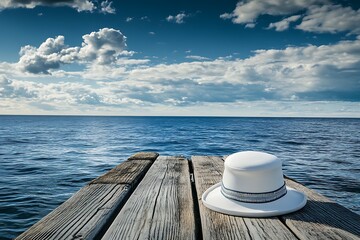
[[202, 182, 307, 217]]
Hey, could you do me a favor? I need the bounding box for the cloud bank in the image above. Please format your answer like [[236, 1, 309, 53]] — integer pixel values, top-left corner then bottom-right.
[[3, 35, 359, 110], [1, 25, 360, 116]]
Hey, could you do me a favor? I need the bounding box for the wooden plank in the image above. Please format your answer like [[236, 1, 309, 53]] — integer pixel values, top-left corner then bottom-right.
[[127, 152, 159, 161], [191, 156, 297, 240], [16, 154, 156, 240], [90, 160, 153, 185], [281, 178, 360, 240], [16, 184, 129, 240], [102, 156, 196, 240]]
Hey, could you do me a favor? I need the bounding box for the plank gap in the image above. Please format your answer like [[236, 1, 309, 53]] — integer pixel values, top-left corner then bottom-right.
[[188, 158, 204, 240], [278, 216, 301, 240]]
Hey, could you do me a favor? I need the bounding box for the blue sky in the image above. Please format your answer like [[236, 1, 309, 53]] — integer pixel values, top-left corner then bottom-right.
[[0, 0, 359, 116]]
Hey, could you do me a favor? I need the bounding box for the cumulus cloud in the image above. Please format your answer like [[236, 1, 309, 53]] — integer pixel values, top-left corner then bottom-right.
[[17, 28, 128, 74], [0, 0, 95, 12], [126, 17, 133, 22], [166, 12, 190, 24], [268, 15, 302, 31], [221, 0, 360, 35], [18, 36, 71, 74], [79, 28, 127, 64]]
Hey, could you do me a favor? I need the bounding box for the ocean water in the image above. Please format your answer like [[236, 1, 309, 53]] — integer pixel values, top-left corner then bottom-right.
[[0, 116, 359, 239]]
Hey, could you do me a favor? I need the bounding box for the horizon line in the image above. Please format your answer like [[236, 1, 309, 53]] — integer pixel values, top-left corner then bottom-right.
[[0, 114, 359, 119]]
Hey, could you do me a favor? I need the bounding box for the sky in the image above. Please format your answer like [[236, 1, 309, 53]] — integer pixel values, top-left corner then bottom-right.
[[0, 0, 359, 117]]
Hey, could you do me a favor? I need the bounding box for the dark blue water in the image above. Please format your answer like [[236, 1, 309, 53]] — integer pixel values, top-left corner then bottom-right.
[[0, 116, 359, 239]]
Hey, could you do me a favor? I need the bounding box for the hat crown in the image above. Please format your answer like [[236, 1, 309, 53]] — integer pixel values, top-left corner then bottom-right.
[[223, 151, 284, 194], [225, 151, 281, 171]]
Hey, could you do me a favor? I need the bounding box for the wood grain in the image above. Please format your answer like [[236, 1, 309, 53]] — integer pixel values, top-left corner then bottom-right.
[[127, 152, 159, 161], [191, 156, 297, 240], [16, 154, 155, 240], [102, 156, 196, 240], [16, 184, 129, 240], [90, 160, 153, 185], [282, 178, 360, 240], [16, 152, 360, 240]]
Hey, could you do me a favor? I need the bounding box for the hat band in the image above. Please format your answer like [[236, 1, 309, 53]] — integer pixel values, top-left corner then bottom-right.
[[220, 182, 287, 203]]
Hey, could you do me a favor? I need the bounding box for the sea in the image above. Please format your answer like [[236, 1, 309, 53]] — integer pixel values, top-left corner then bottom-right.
[[0, 116, 359, 239]]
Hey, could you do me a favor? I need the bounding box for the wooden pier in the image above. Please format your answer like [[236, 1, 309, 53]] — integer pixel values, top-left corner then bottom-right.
[[17, 152, 360, 240]]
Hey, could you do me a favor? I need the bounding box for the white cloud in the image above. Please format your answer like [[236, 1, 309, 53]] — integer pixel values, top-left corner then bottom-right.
[[220, 0, 321, 24], [17, 28, 128, 74], [221, 0, 360, 35], [167, 12, 189, 24], [2, 75, 359, 116], [0, 75, 37, 98], [296, 4, 360, 34], [8, 34, 360, 103], [0, 0, 116, 14], [122, 38, 360, 103], [79, 28, 127, 64], [245, 23, 255, 28], [126, 17, 133, 22], [185, 55, 210, 61], [100, 0, 115, 14], [0, 75, 152, 114], [219, 12, 232, 20], [268, 15, 302, 31], [18, 36, 70, 74], [1, 30, 360, 116], [12, 36, 359, 102], [0, 0, 95, 12]]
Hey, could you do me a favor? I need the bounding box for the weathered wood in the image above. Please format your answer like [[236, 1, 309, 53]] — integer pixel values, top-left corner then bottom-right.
[[16, 154, 157, 240], [191, 156, 297, 240], [127, 152, 159, 161], [90, 160, 153, 185], [16, 152, 360, 240], [282, 178, 360, 240], [102, 156, 196, 240], [16, 184, 129, 240]]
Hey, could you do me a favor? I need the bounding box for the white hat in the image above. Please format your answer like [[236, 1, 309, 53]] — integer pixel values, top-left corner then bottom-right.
[[202, 151, 307, 217]]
